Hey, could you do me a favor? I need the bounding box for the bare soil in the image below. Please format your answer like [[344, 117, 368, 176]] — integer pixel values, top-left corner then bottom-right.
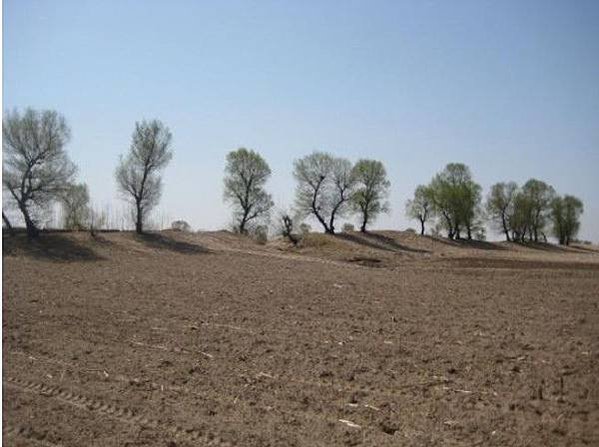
[[3, 230, 599, 446]]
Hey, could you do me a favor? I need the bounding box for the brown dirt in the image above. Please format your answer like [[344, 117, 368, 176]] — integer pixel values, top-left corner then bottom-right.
[[3, 230, 599, 446]]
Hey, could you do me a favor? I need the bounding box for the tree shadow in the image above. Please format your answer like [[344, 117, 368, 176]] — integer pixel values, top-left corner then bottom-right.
[[448, 257, 599, 271], [336, 232, 430, 254], [3, 233, 103, 262], [511, 241, 571, 253], [426, 236, 507, 251], [569, 245, 599, 254], [135, 232, 211, 254]]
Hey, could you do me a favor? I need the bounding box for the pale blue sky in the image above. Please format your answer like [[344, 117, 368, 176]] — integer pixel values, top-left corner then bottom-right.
[[4, 0, 599, 240]]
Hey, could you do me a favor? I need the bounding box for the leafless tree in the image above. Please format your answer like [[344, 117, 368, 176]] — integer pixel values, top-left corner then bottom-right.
[[223, 148, 273, 234], [3, 108, 76, 238], [115, 120, 173, 234], [88, 205, 108, 237], [61, 182, 90, 230], [486, 181, 518, 241], [279, 212, 301, 246]]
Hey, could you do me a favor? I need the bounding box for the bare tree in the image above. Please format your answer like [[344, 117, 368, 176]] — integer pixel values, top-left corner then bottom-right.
[[486, 181, 518, 241], [223, 148, 274, 234], [89, 205, 108, 237], [293, 152, 355, 234], [351, 159, 390, 232], [61, 183, 90, 230], [3, 108, 77, 238], [293, 152, 333, 233], [115, 120, 173, 234], [406, 185, 432, 236], [279, 212, 300, 246]]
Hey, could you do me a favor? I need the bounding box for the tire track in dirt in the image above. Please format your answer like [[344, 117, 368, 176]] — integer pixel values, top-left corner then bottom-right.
[[124, 340, 439, 398], [9, 344, 447, 408], [3, 423, 63, 447], [6, 350, 356, 441], [3, 376, 232, 447]]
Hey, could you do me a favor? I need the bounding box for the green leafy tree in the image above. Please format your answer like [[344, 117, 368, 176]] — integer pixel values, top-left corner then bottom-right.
[[551, 195, 583, 245], [406, 185, 432, 236], [520, 179, 556, 242], [223, 148, 274, 234], [427, 163, 482, 240], [351, 159, 390, 232], [509, 190, 532, 242]]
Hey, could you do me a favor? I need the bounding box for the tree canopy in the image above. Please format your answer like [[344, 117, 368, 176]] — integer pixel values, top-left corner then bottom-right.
[[551, 195, 583, 245], [223, 148, 274, 234], [3, 108, 77, 237], [115, 119, 173, 234], [406, 185, 432, 236], [293, 152, 356, 234], [426, 163, 482, 240], [351, 159, 390, 232]]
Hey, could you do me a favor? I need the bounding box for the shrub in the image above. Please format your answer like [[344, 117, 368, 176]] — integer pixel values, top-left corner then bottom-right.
[[252, 225, 268, 245], [342, 223, 355, 233], [299, 223, 311, 235], [171, 220, 191, 232]]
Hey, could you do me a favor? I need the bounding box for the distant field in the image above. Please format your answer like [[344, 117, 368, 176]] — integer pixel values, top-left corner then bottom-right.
[[3, 230, 599, 446]]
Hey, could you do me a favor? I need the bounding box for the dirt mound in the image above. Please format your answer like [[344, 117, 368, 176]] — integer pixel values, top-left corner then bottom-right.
[[271, 230, 599, 270]]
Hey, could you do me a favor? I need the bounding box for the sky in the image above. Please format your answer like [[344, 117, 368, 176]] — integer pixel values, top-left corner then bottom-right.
[[3, 0, 599, 240]]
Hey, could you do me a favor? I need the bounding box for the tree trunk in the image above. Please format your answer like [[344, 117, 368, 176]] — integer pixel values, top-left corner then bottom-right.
[[19, 204, 38, 239], [501, 216, 510, 241], [419, 219, 425, 236], [2, 212, 14, 236], [360, 211, 367, 233], [467, 226, 472, 240], [329, 204, 343, 235], [442, 212, 454, 239], [328, 213, 337, 235], [135, 202, 143, 234]]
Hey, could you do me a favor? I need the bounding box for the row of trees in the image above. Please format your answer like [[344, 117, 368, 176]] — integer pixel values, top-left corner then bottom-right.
[[405, 164, 584, 245], [486, 180, 583, 245], [2, 108, 174, 237], [2, 108, 586, 246], [222, 150, 391, 235]]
